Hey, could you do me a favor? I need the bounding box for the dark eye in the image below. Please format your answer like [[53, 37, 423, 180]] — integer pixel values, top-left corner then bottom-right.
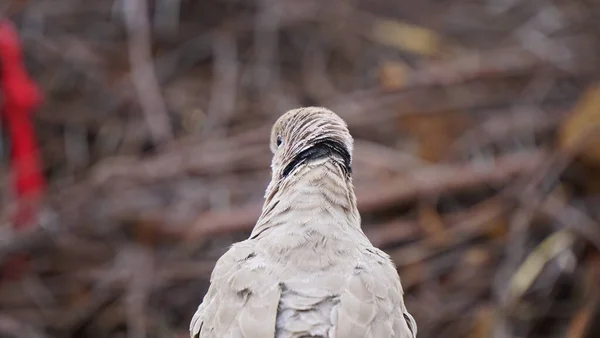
[[276, 135, 283, 147]]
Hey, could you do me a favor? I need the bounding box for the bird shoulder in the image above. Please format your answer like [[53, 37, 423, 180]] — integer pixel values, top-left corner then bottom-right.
[[191, 241, 282, 338]]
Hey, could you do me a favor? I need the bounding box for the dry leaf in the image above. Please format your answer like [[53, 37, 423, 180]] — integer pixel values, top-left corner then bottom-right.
[[399, 111, 471, 162], [463, 247, 491, 267], [371, 19, 442, 56], [399, 262, 425, 290], [560, 84, 600, 166], [468, 305, 494, 338], [181, 107, 206, 134], [418, 204, 447, 245], [566, 253, 600, 338], [379, 61, 409, 90], [482, 215, 508, 240], [507, 230, 576, 304]]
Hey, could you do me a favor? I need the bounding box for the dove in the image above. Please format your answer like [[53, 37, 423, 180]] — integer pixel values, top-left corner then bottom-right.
[[190, 107, 417, 338]]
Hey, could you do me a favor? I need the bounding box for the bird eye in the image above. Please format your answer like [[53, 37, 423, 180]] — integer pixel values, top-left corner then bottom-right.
[[276, 135, 283, 147]]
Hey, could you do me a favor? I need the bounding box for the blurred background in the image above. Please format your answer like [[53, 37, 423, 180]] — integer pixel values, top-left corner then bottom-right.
[[0, 0, 599, 337]]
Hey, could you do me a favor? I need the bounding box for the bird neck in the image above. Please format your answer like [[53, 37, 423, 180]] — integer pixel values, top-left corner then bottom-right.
[[251, 157, 362, 240]]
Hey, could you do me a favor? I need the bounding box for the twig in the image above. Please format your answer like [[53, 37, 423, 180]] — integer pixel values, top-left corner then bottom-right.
[[0, 314, 47, 338], [0, 209, 60, 264], [123, 0, 173, 144], [124, 244, 153, 338], [203, 30, 239, 138]]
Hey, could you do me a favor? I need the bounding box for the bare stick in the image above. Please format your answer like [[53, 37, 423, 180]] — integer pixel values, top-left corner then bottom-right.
[[123, 0, 173, 144]]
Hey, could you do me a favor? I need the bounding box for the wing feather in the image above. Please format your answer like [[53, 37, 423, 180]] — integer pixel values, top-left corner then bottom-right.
[[334, 248, 417, 338], [190, 241, 281, 338]]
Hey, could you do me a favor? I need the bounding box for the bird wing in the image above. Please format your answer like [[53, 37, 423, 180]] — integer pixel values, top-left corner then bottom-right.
[[190, 241, 281, 338], [333, 247, 417, 338]]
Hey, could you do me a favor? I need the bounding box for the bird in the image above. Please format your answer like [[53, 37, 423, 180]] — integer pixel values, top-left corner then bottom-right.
[[190, 107, 417, 338]]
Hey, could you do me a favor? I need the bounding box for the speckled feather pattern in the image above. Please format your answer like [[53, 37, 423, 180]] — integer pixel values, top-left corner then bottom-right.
[[190, 107, 417, 338]]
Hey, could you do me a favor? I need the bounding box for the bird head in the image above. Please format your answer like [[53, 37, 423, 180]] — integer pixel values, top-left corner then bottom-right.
[[268, 107, 353, 180]]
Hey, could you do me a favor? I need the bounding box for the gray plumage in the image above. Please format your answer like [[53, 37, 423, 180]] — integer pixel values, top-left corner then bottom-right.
[[190, 107, 417, 338]]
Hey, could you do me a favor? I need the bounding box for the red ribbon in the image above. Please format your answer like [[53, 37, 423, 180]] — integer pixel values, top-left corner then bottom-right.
[[0, 20, 45, 279]]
